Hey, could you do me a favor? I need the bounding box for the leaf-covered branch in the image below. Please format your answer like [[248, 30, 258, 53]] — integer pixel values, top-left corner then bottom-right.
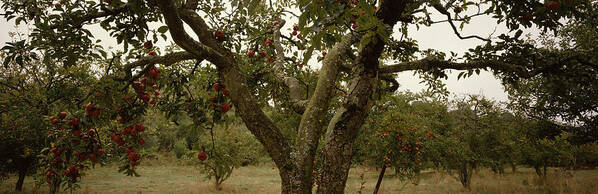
[[48, 5, 129, 29], [379, 56, 531, 76], [113, 51, 197, 82]]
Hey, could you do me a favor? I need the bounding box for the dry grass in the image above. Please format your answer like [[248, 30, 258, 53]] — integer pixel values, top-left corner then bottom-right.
[[345, 167, 598, 194], [2, 158, 597, 194]]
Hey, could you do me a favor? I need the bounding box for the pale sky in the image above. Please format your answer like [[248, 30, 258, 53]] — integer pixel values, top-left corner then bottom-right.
[[0, 3, 545, 103]]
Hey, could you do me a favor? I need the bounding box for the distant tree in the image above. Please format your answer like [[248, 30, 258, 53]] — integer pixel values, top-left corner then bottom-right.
[[357, 92, 449, 190], [518, 120, 575, 180], [429, 95, 520, 189]]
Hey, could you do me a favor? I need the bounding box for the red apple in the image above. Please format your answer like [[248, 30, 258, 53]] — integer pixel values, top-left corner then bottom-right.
[[140, 93, 150, 102], [221, 103, 231, 113], [544, 0, 562, 11], [135, 124, 145, 132], [213, 83, 222, 92], [111, 134, 120, 142], [85, 103, 94, 113], [91, 109, 100, 117], [222, 88, 229, 96], [129, 128, 137, 135], [133, 81, 143, 89], [59, 112, 67, 119], [71, 118, 79, 126], [143, 41, 153, 49], [214, 30, 226, 41], [119, 116, 126, 124], [197, 152, 207, 161], [73, 129, 82, 136], [89, 154, 97, 163], [247, 50, 255, 57]]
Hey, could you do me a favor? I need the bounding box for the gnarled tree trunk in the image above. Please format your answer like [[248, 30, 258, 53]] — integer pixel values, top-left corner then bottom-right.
[[316, 1, 411, 193]]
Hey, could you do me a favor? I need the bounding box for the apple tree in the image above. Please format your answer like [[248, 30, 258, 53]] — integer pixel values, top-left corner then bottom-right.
[[426, 95, 523, 189], [517, 119, 575, 180], [1, 0, 595, 193], [357, 92, 449, 189], [0, 47, 96, 191]]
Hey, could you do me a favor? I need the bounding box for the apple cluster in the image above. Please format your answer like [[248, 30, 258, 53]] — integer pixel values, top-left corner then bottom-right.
[[132, 66, 161, 105], [378, 126, 430, 171], [209, 83, 231, 113], [45, 110, 105, 186]]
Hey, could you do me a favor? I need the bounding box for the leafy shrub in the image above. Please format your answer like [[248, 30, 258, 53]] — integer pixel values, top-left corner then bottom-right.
[[173, 140, 187, 159], [575, 142, 598, 169]]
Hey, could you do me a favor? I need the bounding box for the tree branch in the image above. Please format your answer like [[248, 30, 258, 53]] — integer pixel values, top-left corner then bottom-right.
[[158, 1, 293, 182], [49, 5, 129, 29], [113, 51, 196, 82], [178, 9, 227, 54], [379, 57, 531, 77], [431, 3, 490, 42], [272, 19, 307, 114], [292, 33, 354, 191], [156, 0, 222, 63]]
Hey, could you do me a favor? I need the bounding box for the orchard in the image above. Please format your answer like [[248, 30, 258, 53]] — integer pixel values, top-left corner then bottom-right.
[[1, 0, 598, 193]]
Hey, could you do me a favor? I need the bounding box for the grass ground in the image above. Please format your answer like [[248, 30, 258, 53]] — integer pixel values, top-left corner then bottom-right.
[[2, 158, 597, 194]]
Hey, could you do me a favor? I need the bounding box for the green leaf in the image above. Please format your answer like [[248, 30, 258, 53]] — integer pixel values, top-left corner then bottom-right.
[[158, 26, 169, 33], [3, 55, 13, 68]]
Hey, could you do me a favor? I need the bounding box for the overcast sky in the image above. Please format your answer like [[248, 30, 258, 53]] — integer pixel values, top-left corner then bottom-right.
[[0, 3, 545, 102]]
